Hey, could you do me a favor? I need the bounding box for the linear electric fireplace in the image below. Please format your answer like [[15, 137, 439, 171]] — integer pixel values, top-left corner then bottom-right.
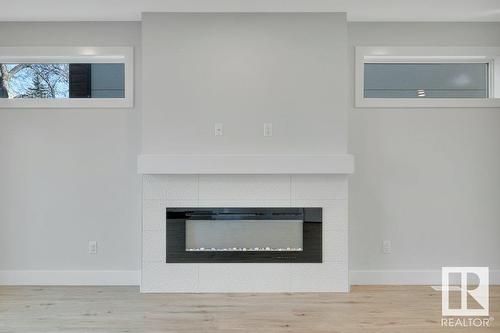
[[166, 207, 322, 263]]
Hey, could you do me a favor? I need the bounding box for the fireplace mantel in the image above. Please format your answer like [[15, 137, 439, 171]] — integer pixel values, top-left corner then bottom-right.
[[137, 154, 354, 175]]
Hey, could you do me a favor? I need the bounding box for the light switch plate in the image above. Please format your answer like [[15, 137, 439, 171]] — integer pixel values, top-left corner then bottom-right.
[[264, 123, 273, 137], [214, 123, 223, 136], [88, 241, 97, 254], [382, 240, 392, 254]]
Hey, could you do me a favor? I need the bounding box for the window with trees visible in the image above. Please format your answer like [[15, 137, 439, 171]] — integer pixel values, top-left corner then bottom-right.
[[0, 63, 125, 99], [0, 47, 133, 108]]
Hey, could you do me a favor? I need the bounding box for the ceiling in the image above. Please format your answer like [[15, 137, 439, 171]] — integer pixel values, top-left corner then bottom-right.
[[1, 0, 500, 22]]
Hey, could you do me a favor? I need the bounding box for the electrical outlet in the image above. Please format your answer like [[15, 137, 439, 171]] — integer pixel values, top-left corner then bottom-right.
[[263, 123, 273, 137], [88, 241, 97, 254], [382, 240, 392, 254], [214, 123, 223, 136]]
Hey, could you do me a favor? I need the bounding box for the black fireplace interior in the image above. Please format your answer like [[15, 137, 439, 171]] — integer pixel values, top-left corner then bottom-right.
[[166, 207, 322, 263]]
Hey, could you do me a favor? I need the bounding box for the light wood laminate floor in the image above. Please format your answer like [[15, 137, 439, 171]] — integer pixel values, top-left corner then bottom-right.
[[0, 285, 498, 332]]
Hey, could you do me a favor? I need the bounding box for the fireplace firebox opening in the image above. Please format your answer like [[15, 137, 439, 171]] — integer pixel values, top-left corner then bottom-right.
[[166, 207, 322, 263]]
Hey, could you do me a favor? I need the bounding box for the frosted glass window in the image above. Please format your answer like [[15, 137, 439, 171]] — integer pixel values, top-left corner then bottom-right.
[[364, 63, 489, 98]]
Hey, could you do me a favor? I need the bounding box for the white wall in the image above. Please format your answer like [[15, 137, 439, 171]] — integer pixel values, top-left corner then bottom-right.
[[348, 22, 500, 283], [0, 22, 141, 282], [1, 19, 499, 286], [142, 13, 348, 155]]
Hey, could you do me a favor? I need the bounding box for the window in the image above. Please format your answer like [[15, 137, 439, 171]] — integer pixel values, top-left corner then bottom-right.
[[364, 63, 489, 98], [1, 63, 125, 99], [356, 47, 500, 108], [0, 47, 133, 108]]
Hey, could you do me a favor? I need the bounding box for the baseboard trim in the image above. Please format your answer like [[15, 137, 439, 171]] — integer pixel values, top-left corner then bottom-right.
[[2, 269, 497, 287], [0, 270, 140, 286], [350, 269, 500, 285]]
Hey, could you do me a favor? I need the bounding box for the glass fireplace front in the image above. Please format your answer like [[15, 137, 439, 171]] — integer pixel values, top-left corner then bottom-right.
[[186, 219, 303, 252], [166, 208, 322, 263]]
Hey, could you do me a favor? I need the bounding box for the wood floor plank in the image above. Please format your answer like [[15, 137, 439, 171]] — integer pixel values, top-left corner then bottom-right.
[[0, 285, 498, 332]]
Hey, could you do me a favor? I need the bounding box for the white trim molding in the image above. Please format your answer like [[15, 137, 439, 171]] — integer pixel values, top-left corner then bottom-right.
[[137, 154, 354, 174], [350, 270, 500, 285], [0, 270, 140, 286], [355, 46, 500, 108], [2, 269, 497, 286], [0, 46, 134, 108]]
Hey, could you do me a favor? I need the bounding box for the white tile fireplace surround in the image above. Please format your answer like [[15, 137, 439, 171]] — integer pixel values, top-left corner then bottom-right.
[[141, 173, 350, 293]]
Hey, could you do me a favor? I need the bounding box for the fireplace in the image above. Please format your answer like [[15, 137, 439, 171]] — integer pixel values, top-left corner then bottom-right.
[[166, 207, 322, 263], [141, 174, 349, 292]]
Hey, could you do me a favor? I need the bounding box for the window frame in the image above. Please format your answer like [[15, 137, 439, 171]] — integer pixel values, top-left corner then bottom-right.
[[355, 46, 500, 108], [0, 47, 133, 108]]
